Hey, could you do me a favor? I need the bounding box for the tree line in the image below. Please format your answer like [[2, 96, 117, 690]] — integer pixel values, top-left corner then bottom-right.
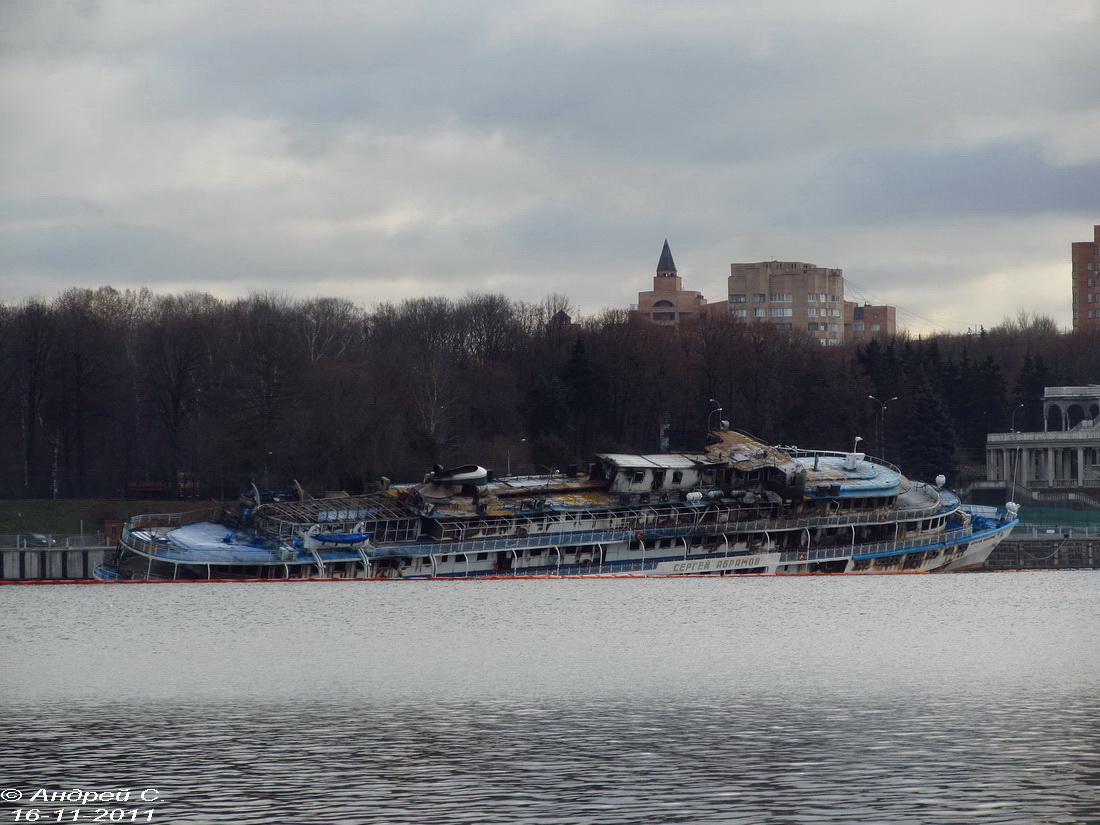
[[0, 287, 1094, 500]]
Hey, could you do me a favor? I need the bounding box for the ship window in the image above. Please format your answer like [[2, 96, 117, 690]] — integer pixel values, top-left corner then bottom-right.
[[476, 552, 488, 560], [672, 471, 683, 485], [632, 470, 646, 484]]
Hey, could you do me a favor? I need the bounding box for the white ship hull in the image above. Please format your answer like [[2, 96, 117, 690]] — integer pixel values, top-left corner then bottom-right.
[[96, 427, 1019, 582]]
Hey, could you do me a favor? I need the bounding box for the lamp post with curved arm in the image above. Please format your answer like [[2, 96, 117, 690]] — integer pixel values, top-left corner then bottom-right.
[[1010, 403, 1025, 433], [707, 399, 724, 433], [868, 396, 898, 461]]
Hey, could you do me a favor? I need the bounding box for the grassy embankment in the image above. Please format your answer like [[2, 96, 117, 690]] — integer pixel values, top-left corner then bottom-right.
[[0, 499, 220, 536]]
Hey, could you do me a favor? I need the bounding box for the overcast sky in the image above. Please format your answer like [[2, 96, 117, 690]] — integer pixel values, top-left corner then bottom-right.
[[2, 0, 1098, 333]]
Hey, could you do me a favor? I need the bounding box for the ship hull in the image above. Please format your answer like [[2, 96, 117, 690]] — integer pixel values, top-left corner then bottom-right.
[[96, 510, 1016, 581]]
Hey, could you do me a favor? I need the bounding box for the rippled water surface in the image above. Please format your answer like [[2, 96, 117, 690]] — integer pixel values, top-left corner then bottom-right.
[[3, 573, 1098, 823]]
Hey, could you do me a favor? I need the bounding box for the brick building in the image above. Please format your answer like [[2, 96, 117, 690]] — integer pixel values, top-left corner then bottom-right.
[[636, 240, 709, 326], [1072, 224, 1100, 333], [844, 302, 897, 344]]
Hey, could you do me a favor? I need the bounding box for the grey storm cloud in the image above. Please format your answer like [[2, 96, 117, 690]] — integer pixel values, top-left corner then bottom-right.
[[1, 0, 1098, 332]]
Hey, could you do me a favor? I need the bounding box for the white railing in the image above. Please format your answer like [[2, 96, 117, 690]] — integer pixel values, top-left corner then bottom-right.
[[127, 507, 222, 531], [1043, 387, 1100, 399], [988, 430, 1100, 443]]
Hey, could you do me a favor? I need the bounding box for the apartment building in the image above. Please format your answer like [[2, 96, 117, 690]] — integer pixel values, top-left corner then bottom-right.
[[1072, 224, 1100, 333], [728, 261, 846, 345]]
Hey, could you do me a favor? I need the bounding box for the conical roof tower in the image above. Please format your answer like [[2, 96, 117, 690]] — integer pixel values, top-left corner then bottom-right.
[[656, 239, 677, 277]]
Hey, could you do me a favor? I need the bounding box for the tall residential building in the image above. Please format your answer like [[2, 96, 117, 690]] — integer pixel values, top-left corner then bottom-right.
[[1072, 224, 1100, 333], [728, 261, 845, 345], [637, 240, 708, 326]]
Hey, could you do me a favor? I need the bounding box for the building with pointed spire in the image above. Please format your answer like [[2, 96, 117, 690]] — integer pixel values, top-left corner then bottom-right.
[[636, 240, 709, 326], [633, 241, 896, 343]]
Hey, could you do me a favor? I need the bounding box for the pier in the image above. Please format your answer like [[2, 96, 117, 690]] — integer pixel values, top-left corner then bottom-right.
[[1, 536, 108, 581], [985, 526, 1100, 570]]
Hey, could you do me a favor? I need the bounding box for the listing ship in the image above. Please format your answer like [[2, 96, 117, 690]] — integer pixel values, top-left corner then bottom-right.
[[96, 424, 1018, 581]]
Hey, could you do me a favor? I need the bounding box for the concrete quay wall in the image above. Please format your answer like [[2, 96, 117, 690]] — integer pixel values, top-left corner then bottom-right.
[[2, 546, 108, 581], [984, 536, 1099, 570]]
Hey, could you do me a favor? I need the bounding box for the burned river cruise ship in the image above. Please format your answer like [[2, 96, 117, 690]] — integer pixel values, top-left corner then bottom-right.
[[97, 424, 1018, 581]]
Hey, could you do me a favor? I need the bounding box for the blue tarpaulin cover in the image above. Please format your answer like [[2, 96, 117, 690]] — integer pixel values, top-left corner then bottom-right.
[[313, 533, 371, 544]]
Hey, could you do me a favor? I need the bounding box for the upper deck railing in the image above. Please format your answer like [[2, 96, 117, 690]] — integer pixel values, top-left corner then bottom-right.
[[126, 507, 223, 532], [781, 447, 904, 477]]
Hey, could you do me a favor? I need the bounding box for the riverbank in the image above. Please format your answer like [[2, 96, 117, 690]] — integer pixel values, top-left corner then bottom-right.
[[0, 498, 214, 536]]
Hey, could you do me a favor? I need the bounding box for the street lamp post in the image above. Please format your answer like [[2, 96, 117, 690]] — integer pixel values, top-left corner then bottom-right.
[[868, 396, 898, 461], [707, 399, 724, 433], [1010, 403, 1025, 433]]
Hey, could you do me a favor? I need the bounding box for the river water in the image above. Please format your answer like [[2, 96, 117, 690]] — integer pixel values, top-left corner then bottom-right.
[[2, 572, 1098, 824]]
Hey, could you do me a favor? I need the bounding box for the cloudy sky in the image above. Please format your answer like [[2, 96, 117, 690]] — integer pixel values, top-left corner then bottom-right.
[[2, 0, 1098, 333]]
